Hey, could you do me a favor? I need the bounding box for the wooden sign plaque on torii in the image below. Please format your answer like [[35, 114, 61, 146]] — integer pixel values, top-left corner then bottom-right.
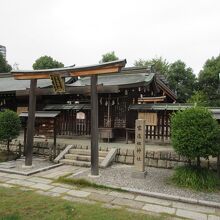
[[11, 59, 126, 176]]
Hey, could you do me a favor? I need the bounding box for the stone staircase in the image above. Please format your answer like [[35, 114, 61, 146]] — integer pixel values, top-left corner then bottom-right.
[[59, 148, 109, 167]]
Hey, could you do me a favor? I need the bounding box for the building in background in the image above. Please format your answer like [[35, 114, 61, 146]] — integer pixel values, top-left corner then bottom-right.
[[0, 45, 6, 59]]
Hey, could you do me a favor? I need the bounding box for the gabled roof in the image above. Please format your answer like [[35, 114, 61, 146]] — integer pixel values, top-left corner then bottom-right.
[[0, 67, 177, 101]]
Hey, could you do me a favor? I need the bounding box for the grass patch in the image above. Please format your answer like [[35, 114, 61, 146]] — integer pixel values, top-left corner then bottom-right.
[[56, 175, 127, 192], [171, 165, 220, 192], [0, 187, 160, 220]]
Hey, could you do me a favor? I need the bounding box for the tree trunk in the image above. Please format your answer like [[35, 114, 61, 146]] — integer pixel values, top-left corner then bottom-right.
[[197, 156, 201, 168], [7, 139, 10, 152]]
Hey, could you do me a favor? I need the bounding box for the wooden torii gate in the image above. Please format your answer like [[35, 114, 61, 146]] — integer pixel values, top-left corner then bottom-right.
[[11, 59, 126, 176]]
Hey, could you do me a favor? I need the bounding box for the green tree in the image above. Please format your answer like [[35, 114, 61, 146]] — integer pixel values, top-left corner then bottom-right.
[[166, 60, 196, 102], [134, 57, 169, 75], [187, 91, 209, 106], [171, 107, 220, 168], [0, 53, 12, 73], [33, 55, 64, 70], [0, 110, 21, 152], [99, 51, 119, 63], [198, 54, 220, 106]]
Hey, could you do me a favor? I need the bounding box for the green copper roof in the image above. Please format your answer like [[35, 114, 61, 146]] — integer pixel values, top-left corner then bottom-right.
[[69, 72, 155, 87]]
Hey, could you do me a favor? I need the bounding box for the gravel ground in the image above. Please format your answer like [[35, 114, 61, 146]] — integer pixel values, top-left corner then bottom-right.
[[0, 157, 54, 172], [71, 164, 220, 203]]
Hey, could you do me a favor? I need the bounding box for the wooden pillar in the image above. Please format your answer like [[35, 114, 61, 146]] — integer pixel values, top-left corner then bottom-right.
[[23, 123, 27, 156], [91, 75, 99, 176], [53, 118, 57, 158], [25, 79, 37, 166]]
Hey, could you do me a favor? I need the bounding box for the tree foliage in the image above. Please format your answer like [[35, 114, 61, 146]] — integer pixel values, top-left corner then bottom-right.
[[0, 53, 12, 73], [0, 110, 21, 152], [187, 91, 209, 106], [171, 107, 220, 167], [198, 54, 220, 106], [32, 55, 64, 70], [166, 60, 196, 102], [99, 51, 119, 63], [134, 57, 196, 102], [134, 57, 169, 75]]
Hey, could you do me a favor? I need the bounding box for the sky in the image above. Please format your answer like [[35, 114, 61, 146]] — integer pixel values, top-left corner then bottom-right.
[[0, 0, 220, 74]]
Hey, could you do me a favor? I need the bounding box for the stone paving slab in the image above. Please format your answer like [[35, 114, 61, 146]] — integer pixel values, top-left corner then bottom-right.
[[6, 179, 36, 187], [108, 191, 135, 200], [102, 203, 122, 209], [36, 190, 60, 197], [111, 197, 144, 209], [88, 192, 115, 203], [0, 172, 9, 177], [30, 183, 54, 191], [6, 174, 29, 179], [51, 182, 77, 189], [34, 165, 85, 179], [49, 186, 70, 194], [27, 176, 53, 184], [135, 195, 172, 206], [83, 187, 111, 195], [66, 189, 91, 198], [176, 209, 207, 220], [0, 183, 14, 188], [0, 176, 11, 182], [208, 215, 220, 220], [142, 203, 176, 215], [19, 187, 35, 191], [172, 201, 216, 214]]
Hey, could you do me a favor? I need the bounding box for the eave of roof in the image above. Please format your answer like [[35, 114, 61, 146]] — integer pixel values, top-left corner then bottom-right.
[[19, 111, 60, 118], [44, 104, 91, 110], [129, 103, 194, 111], [68, 72, 155, 88]]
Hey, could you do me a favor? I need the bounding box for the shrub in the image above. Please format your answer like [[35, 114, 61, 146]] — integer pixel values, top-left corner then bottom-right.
[[171, 107, 220, 167], [171, 165, 220, 191], [0, 110, 21, 152]]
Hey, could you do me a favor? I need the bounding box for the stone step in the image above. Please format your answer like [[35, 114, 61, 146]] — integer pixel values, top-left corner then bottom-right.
[[69, 149, 108, 157], [60, 159, 103, 167], [60, 159, 92, 167], [65, 154, 105, 162]]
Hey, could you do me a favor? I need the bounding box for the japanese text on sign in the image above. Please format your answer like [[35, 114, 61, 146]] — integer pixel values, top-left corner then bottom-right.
[[135, 119, 145, 172], [50, 74, 65, 93]]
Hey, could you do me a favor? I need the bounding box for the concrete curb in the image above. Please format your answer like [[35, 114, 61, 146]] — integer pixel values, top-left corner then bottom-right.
[[121, 187, 220, 209]]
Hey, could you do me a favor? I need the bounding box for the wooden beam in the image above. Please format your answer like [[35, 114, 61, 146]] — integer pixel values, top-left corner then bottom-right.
[[12, 60, 126, 80], [70, 67, 120, 77]]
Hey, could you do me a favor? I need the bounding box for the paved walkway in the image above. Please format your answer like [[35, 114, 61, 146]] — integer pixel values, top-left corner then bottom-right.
[[0, 165, 219, 220]]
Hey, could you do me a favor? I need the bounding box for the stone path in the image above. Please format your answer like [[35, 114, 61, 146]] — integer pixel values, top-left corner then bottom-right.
[[0, 165, 219, 220]]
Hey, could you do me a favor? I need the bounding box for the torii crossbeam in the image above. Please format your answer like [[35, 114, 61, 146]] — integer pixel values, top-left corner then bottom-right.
[[11, 59, 126, 176]]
